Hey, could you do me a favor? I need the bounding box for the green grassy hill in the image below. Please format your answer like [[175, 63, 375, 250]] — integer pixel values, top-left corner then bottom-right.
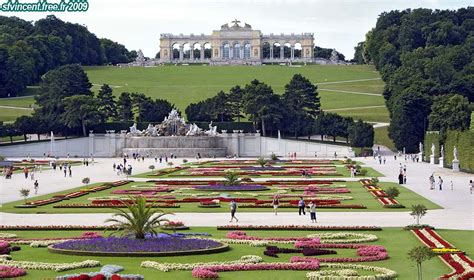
[[84, 64, 388, 122]]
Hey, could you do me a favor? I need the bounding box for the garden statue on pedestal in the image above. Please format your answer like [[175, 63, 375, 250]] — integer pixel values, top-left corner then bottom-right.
[[439, 145, 444, 168], [430, 143, 435, 165], [452, 146, 459, 172], [419, 142, 423, 161]]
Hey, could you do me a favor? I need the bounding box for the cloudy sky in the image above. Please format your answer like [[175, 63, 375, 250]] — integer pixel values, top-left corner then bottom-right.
[[2, 0, 471, 59]]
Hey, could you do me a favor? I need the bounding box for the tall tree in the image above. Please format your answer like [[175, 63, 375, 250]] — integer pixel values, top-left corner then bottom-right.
[[428, 94, 472, 135], [116, 92, 134, 121], [282, 74, 320, 137], [97, 84, 117, 120], [61, 95, 104, 136], [349, 119, 375, 147], [34, 64, 92, 132], [388, 91, 432, 152], [228, 85, 244, 122], [242, 80, 283, 136]]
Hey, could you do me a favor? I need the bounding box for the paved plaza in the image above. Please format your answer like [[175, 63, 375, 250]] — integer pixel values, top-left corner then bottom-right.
[[1, 151, 472, 230]]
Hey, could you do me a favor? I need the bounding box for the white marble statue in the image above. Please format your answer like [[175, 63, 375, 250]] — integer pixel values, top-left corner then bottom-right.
[[431, 143, 435, 156], [453, 146, 458, 161], [186, 123, 202, 136], [205, 121, 218, 136], [419, 142, 423, 154], [144, 124, 157, 136], [440, 145, 444, 158], [128, 123, 142, 135]]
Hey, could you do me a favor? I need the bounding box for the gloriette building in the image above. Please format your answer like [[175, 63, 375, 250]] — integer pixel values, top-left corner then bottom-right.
[[159, 20, 314, 65]]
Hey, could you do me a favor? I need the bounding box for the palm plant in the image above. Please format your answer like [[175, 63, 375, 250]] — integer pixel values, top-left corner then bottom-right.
[[410, 204, 427, 225], [105, 196, 171, 239], [223, 170, 240, 186], [19, 188, 30, 204]]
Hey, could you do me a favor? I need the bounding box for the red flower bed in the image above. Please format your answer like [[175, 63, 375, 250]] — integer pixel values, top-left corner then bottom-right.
[[0, 225, 121, 230], [54, 203, 179, 208], [217, 225, 382, 231]]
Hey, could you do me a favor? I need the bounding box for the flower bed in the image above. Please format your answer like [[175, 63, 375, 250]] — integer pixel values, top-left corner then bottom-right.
[[217, 225, 382, 231], [411, 228, 474, 279], [264, 246, 337, 258], [0, 265, 27, 278], [49, 237, 228, 257], [307, 263, 397, 280], [56, 264, 144, 280], [161, 221, 190, 230], [53, 203, 180, 208], [0, 259, 100, 272], [290, 244, 388, 263], [226, 231, 319, 243], [191, 257, 320, 279], [0, 225, 121, 231], [141, 255, 263, 272], [193, 185, 269, 191], [238, 204, 366, 209]]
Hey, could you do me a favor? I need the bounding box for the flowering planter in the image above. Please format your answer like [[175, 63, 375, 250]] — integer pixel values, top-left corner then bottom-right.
[[161, 226, 190, 231]]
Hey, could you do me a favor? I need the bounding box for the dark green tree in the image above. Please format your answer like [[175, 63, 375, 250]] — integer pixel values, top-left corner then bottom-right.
[[428, 94, 471, 135], [97, 84, 117, 120], [228, 85, 244, 122], [242, 80, 283, 136], [14, 115, 37, 142], [388, 91, 432, 152], [282, 74, 320, 137], [349, 119, 375, 147], [61, 95, 104, 136], [116, 92, 134, 121], [34, 64, 92, 132], [352, 41, 366, 64]]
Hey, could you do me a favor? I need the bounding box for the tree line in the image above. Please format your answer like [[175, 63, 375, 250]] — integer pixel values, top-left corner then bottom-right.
[[353, 7, 473, 152], [185, 75, 373, 147], [1, 65, 373, 148], [0, 15, 136, 98]]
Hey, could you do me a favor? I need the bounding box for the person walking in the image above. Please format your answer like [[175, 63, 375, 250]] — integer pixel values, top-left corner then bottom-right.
[[23, 167, 29, 179], [68, 166, 72, 177], [398, 172, 404, 184], [229, 200, 238, 222], [272, 196, 280, 215], [438, 176, 443, 190], [298, 197, 306, 215], [34, 180, 39, 194], [308, 201, 317, 223], [63, 166, 67, 178], [383, 157, 386, 164], [429, 174, 435, 190], [470, 180, 473, 194]]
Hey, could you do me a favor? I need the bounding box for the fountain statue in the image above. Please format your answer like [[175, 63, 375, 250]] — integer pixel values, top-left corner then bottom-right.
[[127, 110, 219, 137], [453, 146, 458, 161]]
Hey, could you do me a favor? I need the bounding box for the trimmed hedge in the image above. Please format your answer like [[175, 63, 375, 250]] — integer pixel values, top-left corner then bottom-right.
[[423, 131, 440, 163], [444, 130, 474, 173]]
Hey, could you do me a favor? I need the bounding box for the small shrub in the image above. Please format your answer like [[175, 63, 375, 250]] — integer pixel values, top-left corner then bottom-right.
[[359, 169, 368, 176], [167, 162, 174, 167], [149, 165, 155, 171], [385, 187, 400, 199], [371, 177, 379, 184], [82, 177, 90, 185], [19, 188, 30, 204], [182, 159, 188, 163], [257, 157, 268, 167], [270, 153, 278, 161]]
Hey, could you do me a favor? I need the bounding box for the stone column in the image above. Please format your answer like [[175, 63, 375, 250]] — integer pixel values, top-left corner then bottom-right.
[[270, 47, 273, 59], [291, 46, 294, 59], [280, 46, 284, 60], [179, 46, 184, 61], [190, 47, 194, 60], [230, 46, 233, 59], [200, 46, 205, 60]]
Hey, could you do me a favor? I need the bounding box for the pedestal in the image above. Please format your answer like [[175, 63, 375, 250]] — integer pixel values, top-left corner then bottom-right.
[[430, 155, 435, 165], [438, 157, 444, 168], [452, 160, 460, 172]]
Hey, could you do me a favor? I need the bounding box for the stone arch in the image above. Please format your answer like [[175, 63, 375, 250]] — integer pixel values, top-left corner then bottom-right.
[[182, 42, 191, 59], [192, 42, 201, 60], [261, 42, 271, 59], [203, 42, 212, 59], [272, 42, 281, 59], [233, 41, 241, 59], [283, 42, 291, 59], [222, 42, 230, 59], [172, 43, 180, 60], [243, 42, 251, 59], [294, 42, 302, 58]]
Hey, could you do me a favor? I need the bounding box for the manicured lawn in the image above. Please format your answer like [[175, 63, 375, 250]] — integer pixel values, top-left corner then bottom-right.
[[0, 96, 36, 108], [0, 180, 440, 214], [374, 126, 396, 151], [0, 107, 32, 122], [0, 227, 470, 279], [84, 64, 386, 117], [334, 106, 390, 123]]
